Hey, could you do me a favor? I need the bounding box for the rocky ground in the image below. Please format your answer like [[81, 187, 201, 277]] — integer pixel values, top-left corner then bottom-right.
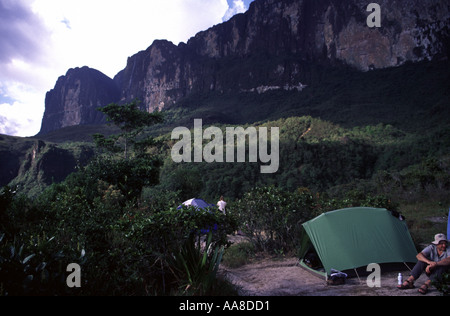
[[220, 257, 441, 296], [219, 235, 442, 296]]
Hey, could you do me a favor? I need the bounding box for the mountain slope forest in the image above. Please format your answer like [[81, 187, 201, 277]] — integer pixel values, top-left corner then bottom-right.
[[1, 59, 449, 295], [1, 0, 450, 295], [5, 59, 448, 201]]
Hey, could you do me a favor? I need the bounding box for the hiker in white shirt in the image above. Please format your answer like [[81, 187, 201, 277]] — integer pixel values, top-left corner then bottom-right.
[[217, 196, 227, 215]]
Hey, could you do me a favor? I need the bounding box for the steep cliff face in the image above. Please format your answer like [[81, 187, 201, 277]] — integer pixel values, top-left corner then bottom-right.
[[188, 0, 449, 68], [114, 40, 184, 113], [40, 0, 449, 134], [115, 0, 449, 112], [322, 0, 450, 70], [39, 66, 120, 135], [0, 135, 95, 195]]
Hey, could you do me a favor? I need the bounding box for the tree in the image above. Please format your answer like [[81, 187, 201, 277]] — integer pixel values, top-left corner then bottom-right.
[[91, 99, 165, 200], [94, 99, 164, 159]]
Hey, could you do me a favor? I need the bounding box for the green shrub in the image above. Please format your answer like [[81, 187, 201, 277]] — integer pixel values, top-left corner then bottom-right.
[[0, 233, 85, 296], [433, 272, 450, 296], [233, 186, 316, 253], [222, 242, 255, 268]]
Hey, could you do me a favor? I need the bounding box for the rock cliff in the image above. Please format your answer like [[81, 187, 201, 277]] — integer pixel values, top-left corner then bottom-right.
[[0, 135, 95, 195], [39, 0, 450, 135], [39, 67, 120, 135]]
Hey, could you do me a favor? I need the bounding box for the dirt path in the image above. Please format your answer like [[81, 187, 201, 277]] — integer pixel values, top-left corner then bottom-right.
[[220, 257, 441, 296]]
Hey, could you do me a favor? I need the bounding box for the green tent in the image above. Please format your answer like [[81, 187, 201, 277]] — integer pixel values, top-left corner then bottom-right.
[[300, 207, 417, 278]]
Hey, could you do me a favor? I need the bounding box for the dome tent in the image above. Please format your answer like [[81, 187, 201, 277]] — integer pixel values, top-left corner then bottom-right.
[[300, 207, 418, 279], [178, 198, 215, 210], [177, 198, 218, 234]]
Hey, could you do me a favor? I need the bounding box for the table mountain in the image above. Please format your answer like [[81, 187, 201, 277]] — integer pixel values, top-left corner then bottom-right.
[[38, 66, 120, 135], [38, 0, 449, 135]]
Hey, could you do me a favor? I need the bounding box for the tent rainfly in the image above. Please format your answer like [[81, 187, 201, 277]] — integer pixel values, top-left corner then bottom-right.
[[177, 198, 215, 210], [177, 198, 218, 234], [300, 207, 418, 278]]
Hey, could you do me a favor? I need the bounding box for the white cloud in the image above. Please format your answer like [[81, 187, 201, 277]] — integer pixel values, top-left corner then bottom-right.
[[1, 0, 253, 137], [0, 0, 50, 65], [223, 0, 248, 21], [31, 0, 230, 78], [0, 82, 44, 136]]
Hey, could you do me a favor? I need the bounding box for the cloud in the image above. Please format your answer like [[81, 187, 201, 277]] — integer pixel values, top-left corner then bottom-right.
[[0, 83, 14, 104], [1, 0, 253, 137], [0, 114, 20, 136], [223, 0, 248, 21], [0, 0, 50, 65], [0, 103, 37, 137], [31, 0, 230, 78], [0, 81, 44, 137], [0, 0, 51, 137], [60, 17, 71, 30]]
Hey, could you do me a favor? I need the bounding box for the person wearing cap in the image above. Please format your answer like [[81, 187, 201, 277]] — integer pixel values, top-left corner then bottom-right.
[[398, 233, 450, 294]]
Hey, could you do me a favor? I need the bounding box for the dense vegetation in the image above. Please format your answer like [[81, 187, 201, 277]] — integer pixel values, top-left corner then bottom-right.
[[156, 116, 449, 203], [1, 60, 449, 295], [2, 111, 448, 295], [0, 102, 238, 295]]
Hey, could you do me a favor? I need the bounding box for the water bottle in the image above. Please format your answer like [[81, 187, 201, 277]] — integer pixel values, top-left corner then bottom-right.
[[398, 273, 403, 286]]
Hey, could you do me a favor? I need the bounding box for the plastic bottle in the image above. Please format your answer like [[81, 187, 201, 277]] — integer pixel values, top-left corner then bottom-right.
[[398, 273, 403, 285]]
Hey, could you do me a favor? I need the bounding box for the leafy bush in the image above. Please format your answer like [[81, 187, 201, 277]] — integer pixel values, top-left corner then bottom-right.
[[1, 178, 237, 295], [0, 186, 15, 234], [0, 232, 85, 296], [233, 186, 317, 253], [222, 242, 255, 268], [232, 185, 399, 255], [433, 272, 450, 296]]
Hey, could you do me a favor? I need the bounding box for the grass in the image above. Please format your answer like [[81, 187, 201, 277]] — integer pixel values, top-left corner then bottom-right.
[[400, 201, 449, 248], [222, 242, 256, 269]]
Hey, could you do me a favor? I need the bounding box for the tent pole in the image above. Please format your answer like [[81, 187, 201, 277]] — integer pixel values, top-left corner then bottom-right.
[[403, 262, 412, 272], [354, 269, 362, 284]]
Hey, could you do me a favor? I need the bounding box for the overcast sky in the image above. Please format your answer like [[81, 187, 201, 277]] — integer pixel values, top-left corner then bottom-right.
[[0, 0, 254, 137]]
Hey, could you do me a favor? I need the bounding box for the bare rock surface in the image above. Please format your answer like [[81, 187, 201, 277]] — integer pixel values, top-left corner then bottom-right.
[[220, 235, 441, 296]]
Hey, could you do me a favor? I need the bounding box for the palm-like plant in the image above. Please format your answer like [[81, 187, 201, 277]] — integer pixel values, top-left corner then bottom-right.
[[172, 232, 224, 296]]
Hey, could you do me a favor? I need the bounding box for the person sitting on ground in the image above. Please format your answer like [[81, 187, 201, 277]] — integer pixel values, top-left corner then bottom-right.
[[217, 196, 227, 215], [398, 233, 450, 294]]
